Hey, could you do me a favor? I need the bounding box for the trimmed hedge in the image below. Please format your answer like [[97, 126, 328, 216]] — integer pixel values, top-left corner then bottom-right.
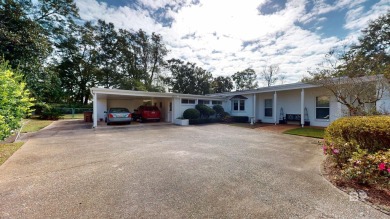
[[323, 116, 390, 186], [324, 116, 390, 164], [183, 108, 200, 120], [195, 104, 215, 118]]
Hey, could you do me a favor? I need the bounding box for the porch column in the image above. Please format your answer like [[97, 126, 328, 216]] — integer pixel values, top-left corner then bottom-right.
[[93, 92, 97, 128], [253, 93, 256, 124], [273, 91, 277, 125], [301, 88, 305, 127]]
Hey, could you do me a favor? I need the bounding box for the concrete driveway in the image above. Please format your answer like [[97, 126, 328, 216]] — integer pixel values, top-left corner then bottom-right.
[[0, 120, 387, 218]]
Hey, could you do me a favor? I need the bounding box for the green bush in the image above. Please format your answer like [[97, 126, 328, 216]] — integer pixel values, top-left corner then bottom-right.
[[0, 61, 34, 140], [39, 104, 64, 120], [323, 116, 390, 187], [183, 108, 200, 120], [324, 116, 390, 165], [195, 104, 215, 118], [342, 149, 390, 186], [212, 105, 225, 117]]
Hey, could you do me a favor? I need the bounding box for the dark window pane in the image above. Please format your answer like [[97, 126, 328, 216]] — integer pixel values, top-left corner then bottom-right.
[[265, 99, 273, 108], [233, 100, 238, 110], [265, 108, 272, 117], [240, 100, 245, 110], [316, 108, 329, 119], [212, 100, 222, 105], [316, 96, 330, 107], [181, 99, 187, 104], [189, 99, 195, 104]]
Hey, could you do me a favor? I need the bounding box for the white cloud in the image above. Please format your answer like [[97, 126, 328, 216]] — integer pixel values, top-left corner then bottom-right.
[[75, 0, 388, 85]]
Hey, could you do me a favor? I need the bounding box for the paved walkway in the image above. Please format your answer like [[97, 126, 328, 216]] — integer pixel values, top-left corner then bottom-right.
[[0, 120, 387, 218]]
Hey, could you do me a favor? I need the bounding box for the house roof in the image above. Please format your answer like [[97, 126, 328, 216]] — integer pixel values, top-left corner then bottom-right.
[[90, 88, 226, 100], [207, 82, 320, 97]]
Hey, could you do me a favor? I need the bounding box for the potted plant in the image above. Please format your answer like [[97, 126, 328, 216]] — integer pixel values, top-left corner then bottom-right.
[[175, 117, 189, 126]]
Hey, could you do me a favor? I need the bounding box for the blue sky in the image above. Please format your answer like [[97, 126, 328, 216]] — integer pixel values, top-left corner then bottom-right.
[[76, 0, 389, 85]]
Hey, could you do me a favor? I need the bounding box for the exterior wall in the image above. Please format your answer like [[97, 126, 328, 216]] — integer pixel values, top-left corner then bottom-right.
[[96, 98, 107, 122], [377, 89, 390, 113], [227, 94, 254, 121]]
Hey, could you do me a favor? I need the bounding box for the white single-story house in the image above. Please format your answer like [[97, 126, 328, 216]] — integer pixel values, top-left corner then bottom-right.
[[90, 81, 390, 128]]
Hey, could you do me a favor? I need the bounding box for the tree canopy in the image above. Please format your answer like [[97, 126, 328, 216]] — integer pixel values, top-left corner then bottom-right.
[[232, 68, 258, 90]]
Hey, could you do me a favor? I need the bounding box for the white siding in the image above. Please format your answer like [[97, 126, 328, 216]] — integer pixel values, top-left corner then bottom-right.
[[96, 98, 107, 121], [377, 89, 390, 113]]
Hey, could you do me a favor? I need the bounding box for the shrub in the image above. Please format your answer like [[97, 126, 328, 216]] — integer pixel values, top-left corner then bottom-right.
[[0, 61, 34, 140], [212, 105, 225, 117], [324, 116, 390, 165], [39, 104, 64, 120], [183, 108, 200, 120], [195, 104, 215, 118], [342, 149, 390, 186], [323, 116, 390, 187]]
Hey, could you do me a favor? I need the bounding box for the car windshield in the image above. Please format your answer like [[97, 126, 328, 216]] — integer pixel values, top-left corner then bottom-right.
[[110, 108, 129, 113]]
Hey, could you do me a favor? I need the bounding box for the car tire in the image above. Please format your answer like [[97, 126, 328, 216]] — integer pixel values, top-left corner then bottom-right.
[[107, 122, 110, 125], [157, 119, 160, 122], [128, 122, 131, 125]]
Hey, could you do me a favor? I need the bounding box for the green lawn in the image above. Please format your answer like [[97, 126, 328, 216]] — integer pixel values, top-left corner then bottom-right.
[[21, 119, 53, 133], [62, 113, 84, 119], [283, 127, 325, 138], [0, 142, 24, 165]]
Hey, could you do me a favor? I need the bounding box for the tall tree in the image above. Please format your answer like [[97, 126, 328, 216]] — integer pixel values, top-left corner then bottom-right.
[[95, 20, 120, 88], [306, 12, 390, 115], [0, 0, 79, 102], [260, 64, 280, 87], [164, 59, 212, 95], [55, 22, 98, 104], [211, 76, 233, 93], [232, 68, 258, 90]]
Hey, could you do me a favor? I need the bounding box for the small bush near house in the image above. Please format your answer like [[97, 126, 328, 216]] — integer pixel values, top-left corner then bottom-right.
[[183, 108, 200, 120], [323, 116, 390, 187], [212, 105, 225, 117], [195, 104, 215, 118]]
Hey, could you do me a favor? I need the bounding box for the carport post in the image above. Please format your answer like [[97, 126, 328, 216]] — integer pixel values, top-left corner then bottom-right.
[[93, 92, 97, 128], [273, 92, 277, 125], [301, 89, 305, 127]]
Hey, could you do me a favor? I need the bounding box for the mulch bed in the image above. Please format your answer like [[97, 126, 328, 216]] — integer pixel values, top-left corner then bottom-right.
[[321, 156, 390, 215]]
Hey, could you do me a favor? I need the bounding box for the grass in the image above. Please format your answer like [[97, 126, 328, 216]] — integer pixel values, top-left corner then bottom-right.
[[21, 119, 53, 133], [0, 142, 24, 165], [283, 127, 325, 138], [62, 113, 84, 119]]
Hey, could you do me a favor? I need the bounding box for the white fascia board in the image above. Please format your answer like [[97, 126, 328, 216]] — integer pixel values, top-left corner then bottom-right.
[[90, 88, 226, 100]]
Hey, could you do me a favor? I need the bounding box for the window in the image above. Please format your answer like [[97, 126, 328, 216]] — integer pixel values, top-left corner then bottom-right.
[[264, 99, 273, 117], [169, 102, 172, 111], [181, 99, 195, 104], [232, 99, 245, 111], [198, 100, 210, 105], [212, 100, 222, 105], [316, 96, 330, 119]]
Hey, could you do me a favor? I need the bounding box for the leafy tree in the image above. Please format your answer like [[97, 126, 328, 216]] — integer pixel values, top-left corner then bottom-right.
[[0, 0, 79, 103], [0, 60, 34, 140], [232, 68, 258, 90], [55, 22, 98, 104], [306, 12, 390, 115], [260, 64, 280, 87], [164, 59, 212, 95], [211, 76, 233, 93]]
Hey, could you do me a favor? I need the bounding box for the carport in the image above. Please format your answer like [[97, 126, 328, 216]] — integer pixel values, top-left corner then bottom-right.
[[90, 88, 227, 128]]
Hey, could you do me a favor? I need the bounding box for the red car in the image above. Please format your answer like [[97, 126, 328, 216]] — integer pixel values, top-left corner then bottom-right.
[[132, 106, 161, 122]]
